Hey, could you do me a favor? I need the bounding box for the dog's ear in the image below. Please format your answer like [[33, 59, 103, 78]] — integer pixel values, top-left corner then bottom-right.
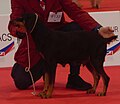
[[15, 17, 24, 22], [22, 13, 37, 32], [10, 17, 25, 26]]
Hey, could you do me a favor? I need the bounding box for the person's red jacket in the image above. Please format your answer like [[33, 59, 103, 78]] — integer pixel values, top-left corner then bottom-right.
[[8, 0, 100, 68]]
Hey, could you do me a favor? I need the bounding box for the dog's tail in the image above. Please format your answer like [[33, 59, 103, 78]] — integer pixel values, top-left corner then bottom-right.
[[104, 35, 118, 44]]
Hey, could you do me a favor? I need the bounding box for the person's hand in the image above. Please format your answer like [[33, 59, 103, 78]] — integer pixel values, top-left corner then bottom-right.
[[15, 22, 26, 33], [10, 20, 27, 39], [98, 26, 115, 38], [15, 21, 27, 39]]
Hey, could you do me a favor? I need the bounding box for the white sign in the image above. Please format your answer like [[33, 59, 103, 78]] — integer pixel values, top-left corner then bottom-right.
[[0, 15, 17, 67], [89, 11, 120, 66], [48, 12, 63, 22]]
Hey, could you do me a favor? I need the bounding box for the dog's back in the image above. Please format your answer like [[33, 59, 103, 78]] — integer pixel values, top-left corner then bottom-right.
[[30, 21, 117, 65]]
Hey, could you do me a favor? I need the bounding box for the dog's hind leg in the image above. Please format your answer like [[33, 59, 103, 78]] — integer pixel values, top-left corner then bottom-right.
[[91, 59, 110, 96], [98, 67, 110, 96], [96, 0, 102, 8], [90, 0, 101, 8], [86, 62, 100, 94]]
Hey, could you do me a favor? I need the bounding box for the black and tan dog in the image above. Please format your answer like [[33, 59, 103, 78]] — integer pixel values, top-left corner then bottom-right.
[[73, 0, 102, 9], [11, 13, 117, 98]]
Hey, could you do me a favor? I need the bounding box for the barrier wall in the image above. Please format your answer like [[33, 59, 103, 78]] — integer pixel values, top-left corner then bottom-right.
[[0, 15, 18, 67], [89, 11, 120, 66], [0, 11, 120, 68]]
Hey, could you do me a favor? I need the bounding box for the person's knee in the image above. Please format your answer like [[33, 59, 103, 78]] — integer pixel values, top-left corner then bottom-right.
[[11, 63, 32, 90], [12, 72, 32, 90], [14, 79, 31, 90], [15, 83, 30, 90]]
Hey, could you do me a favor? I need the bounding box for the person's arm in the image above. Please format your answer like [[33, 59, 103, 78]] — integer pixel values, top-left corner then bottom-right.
[[8, 0, 25, 38], [60, 0, 115, 38], [60, 0, 100, 31]]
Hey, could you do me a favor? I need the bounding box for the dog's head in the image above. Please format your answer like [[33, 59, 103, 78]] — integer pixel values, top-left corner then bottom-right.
[[10, 13, 39, 38]]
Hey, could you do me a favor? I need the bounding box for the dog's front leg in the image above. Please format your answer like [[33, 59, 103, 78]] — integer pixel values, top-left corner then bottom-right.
[[43, 73, 49, 92], [38, 63, 57, 98], [45, 63, 57, 98], [38, 72, 49, 98]]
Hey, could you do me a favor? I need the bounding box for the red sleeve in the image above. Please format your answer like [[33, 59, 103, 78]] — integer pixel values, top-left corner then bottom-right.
[[8, 0, 24, 37], [60, 0, 100, 31]]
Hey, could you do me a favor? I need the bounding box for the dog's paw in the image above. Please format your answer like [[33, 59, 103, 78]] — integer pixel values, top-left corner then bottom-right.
[[96, 92, 106, 96], [45, 94, 52, 98], [37, 91, 47, 98], [37, 91, 52, 99], [87, 88, 95, 94]]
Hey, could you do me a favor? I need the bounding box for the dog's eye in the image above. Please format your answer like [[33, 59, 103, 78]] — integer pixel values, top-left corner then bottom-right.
[[15, 24, 20, 28]]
